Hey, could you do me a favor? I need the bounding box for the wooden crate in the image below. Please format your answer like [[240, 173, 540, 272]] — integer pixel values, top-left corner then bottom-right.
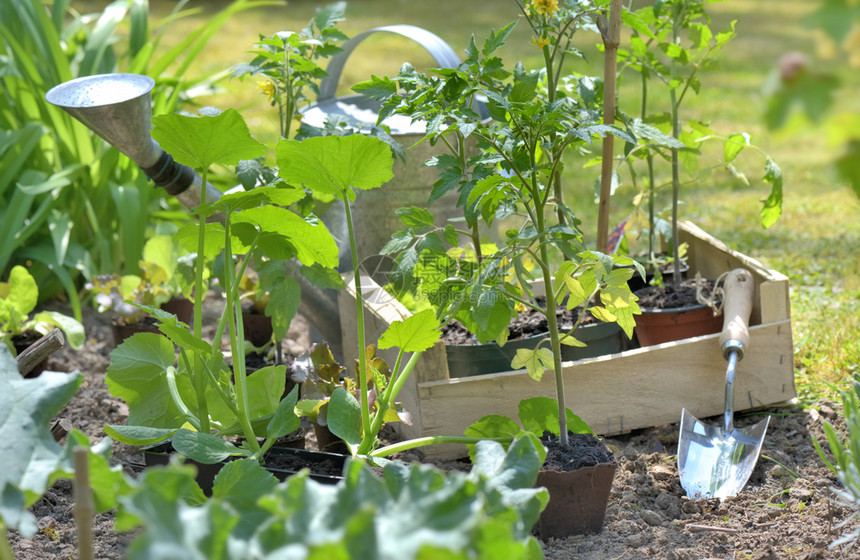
[[338, 221, 795, 459]]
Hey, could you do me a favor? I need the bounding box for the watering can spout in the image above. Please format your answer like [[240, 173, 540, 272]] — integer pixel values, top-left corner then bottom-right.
[[45, 73, 219, 208]]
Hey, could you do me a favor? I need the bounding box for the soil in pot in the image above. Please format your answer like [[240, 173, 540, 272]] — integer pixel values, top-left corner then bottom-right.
[[536, 431, 617, 539], [263, 446, 347, 485], [633, 277, 722, 346], [441, 297, 628, 377]]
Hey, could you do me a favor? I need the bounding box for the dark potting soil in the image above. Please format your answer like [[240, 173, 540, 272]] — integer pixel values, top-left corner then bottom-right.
[[264, 450, 345, 477], [540, 432, 615, 473], [633, 277, 719, 310], [440, 296, 595, 345]]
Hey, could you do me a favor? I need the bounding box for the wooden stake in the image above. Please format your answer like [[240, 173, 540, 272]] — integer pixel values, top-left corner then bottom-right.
[[16, 328, 65, 377], [73, 446, 94, 560], [597, 0, 622, 253]]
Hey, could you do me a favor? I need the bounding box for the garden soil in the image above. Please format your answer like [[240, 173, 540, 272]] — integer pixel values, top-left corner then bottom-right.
[[7, 301, 856, 559]]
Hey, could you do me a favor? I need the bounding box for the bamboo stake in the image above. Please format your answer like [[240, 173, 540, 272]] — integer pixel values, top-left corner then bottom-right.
[[73, 447, 94, 560], [596, 0, 622, 253]]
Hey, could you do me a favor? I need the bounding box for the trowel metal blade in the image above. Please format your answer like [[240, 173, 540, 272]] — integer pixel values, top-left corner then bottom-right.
[[677, 408, 770, 499]]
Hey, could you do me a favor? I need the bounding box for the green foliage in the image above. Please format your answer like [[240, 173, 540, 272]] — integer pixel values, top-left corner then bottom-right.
[[88, 235, 194, 323], [465, 396, 594, 462], [103, 108, 337, 462], [0, 346, 128, 537], [119, 437, 548, 559], [814, 372, 860, 548], [0, 265, 85, 353], [355, 1, 646, 446], [232, 1, 349, 139], [616, 0, 783, 269], [0, 0, 274, 317]]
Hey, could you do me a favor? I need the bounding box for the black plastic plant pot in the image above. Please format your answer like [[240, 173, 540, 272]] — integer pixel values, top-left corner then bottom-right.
[[263, 446, 347, 485], [142, 441, 228, 496], [445, 321, 626, 378]]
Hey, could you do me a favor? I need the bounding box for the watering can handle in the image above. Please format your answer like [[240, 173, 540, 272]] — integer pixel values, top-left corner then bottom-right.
[[317, 25, 461, 102], [718, 268, 755, 360]]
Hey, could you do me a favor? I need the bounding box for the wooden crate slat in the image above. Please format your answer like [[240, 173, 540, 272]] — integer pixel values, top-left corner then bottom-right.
[[413, 320, 794, 458]]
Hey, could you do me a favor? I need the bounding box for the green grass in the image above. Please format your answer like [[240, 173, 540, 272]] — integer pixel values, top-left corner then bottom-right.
[[80, 0, 859, 404]]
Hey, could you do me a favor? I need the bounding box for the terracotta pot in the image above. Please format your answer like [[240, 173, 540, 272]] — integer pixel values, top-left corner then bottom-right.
[[536, 457, 617, 539], [633, 303, 721, 347]]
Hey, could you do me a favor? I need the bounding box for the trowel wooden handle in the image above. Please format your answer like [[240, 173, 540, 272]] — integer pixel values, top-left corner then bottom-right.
[[719, 268, 755, 360]]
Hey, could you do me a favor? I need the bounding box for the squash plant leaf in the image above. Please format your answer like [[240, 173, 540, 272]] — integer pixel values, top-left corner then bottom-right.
[[234, 206, 339, 268], [171, 428, 244, 465], [518, 397, 559, 436], [104, 333, 188, 429], [266, 386, 301, 441], [275, 135, 394, 200], [377, 309, 440, 353], [327, 387, 363, 447], [151, 108, 266, 170], [0, 348, 82, 533]]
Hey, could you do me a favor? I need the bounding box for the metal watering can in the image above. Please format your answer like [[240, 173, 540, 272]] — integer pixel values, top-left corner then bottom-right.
[[302, 24, 480, 270]]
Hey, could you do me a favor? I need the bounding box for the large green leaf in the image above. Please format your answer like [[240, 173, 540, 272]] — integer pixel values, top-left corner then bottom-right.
[[327, 387, 363, 447], [122, 436, 547, 559], [0, 346, 82, 534], [233, 206, 339, 268], [275, 135, 394, 199], [377, 309, 441, 353], [104, 332, 185, 429], [151, 108, 266, 170]]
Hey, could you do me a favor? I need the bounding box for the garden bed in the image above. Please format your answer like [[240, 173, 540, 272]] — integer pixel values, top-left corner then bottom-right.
[[5, 299, 853, 559], [339, 221, 797, 460]]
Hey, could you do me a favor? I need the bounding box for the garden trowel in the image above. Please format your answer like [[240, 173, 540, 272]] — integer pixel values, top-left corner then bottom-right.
[[677, 268, 770, 499]]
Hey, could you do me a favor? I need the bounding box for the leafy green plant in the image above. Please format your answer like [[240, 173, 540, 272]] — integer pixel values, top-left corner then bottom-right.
[[103, 107, 340, 464], [813, 372, 860, 548], [231, 1, 348, 140], [614, 0, 784, 283], [0, 0, 274, 319], [88, 234, 194, 324], [0, 265, 85, 355], [466, 396, 595, 460], [0, 346, 129, 547], [356, 0, 641, 447], [277, 134, 506, 458], [117, 435, 547, 559]]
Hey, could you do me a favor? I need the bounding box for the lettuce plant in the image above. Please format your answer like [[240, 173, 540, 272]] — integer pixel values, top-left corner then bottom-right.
[[88, 235, 194, 324], [0, 265, 85, 355]]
